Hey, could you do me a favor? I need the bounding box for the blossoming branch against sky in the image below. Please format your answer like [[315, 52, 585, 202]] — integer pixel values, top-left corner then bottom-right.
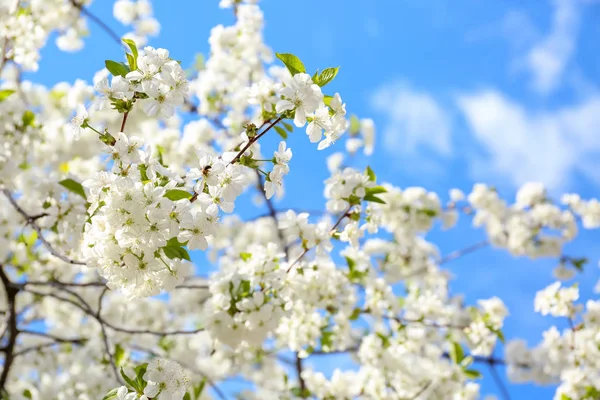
[[0, 0, 599, 399]]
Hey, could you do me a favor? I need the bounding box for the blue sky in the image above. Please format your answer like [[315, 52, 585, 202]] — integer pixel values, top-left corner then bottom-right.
[[27, 0, 600, 398]]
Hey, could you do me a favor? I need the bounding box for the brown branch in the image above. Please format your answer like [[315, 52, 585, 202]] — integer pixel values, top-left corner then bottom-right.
[[228, 116, 283, 165], [295, 353, 307, 398], [439, 240, 489, 265], [489, 363, 511, 400], [0, 265, 19, 393], [119, 111, 129, 132], [23, 287, 205, 337], [70, 0, 124, 47], [3, 189, 86, 266]]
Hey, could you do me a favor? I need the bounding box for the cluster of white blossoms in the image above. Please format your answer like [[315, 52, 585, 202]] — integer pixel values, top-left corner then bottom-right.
[[3, 1, 600, 400], [276, 75, 348, 150], [205, 243, 289, 348], [0, 0, 93, 71], [194, 1, 271, 131], [468, 183, 577, 258], [505, 284, 600, 400], [113, 0, 160, 45]]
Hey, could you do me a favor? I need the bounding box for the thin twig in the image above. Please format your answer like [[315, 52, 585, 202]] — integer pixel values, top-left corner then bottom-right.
[[489, 364, 511, 400], [3, 189, 86, 266], [70, 0, 124, 47], [439, 240, 489, 265], [228, 116, 283, 165]]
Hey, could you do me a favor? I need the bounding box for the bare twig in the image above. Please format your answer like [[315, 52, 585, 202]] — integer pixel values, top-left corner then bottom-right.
[[3, 189, 86, 266], [439, 240, 489, 265]]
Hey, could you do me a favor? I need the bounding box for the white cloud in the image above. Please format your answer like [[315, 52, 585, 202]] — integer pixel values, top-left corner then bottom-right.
[[525, 0, 581, 94], [371, 82, 452, 157], [457, 90, 600, 190]]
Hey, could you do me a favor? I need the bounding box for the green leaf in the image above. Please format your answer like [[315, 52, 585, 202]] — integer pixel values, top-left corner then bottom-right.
[[240, 252, 252, 261], [114, 344, 125, 366], [349, 114, 361, 135], [275, 53, 306, 76], [282, 121, 294, 132], [365, 186, 387, 195], [489, 326, 505, 344], [122, 38, 138, 57], [316, 67, 339, 87], [22, 110, 35, 127], [560, 394, 572, 400], [570, 257, 588, 272], [101, 388, 119, 400], [323, 95, 333, 107], [238, 280, 252, 297], [105, 60, 130, 77], [449, 342, 465, 364], [418, 209, 437, 217], [290, 387, 312, 398], [59, 178, 87, 200], [183, 393, 191, 400], [349, 308, 361, 321], [120, 368, 140, 392], [0, 89, 15, 102], [194, 379, 207, 398], [134, 363, 148, 391], [164, 189, 193, 201], [167, 237, 188, 247], [274, 125, 288, 139], [363, 194, 386, 204], [320, 330, 334, 349], [162, 245, 191, 262], [376, 332, 391, 348], [126, 53, 136, 71], [365, 166, 376, 181], [463, 369, 482, 379]]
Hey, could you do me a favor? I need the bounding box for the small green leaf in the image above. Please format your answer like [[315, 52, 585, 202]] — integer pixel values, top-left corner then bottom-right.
[[349, 308, 361, 320], [167, 237, 187, 247], [363, 194, 386, 204], [0, 89, 15, 102], [418, 208, 437, 217], [22, 110, 35, 127], [365, 166, 376, 181], [162, 245, 191, 262], [570, 257, 588, 272], [59, 178, 87, 200], [275, 53, 306, 76], [316, 67, 339, 87], [134, 363, 148, 391], [114, 344, 125, 366], [282, 121, 294, 132], [183, 393, 191, 400], [122, 38, 138, 59], [164, 189, 192, 201], [105, 60, 130, 77], [449, 342, 465, 364], [194, 379, 207, 398], [365, 186, 387, 195], [274, 125, 288, 139], [463, 369, 482, 379], [126, 53, 136, 71], [349, 115, 361, 135], [240, 252, 252, 261], [323, 95, 333, 107], [120, 368, 139, 392], [290, 387, 312, 398], [320, 330, 334, 349], [101, 388, 119, 400]]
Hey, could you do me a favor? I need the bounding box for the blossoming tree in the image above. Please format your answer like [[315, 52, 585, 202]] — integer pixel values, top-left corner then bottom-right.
[[0, 1, 599, 399]]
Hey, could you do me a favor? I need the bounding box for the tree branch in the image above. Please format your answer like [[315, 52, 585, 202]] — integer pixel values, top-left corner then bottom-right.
[[2, 189, 86, 266], [0, 265, 19, 393]]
